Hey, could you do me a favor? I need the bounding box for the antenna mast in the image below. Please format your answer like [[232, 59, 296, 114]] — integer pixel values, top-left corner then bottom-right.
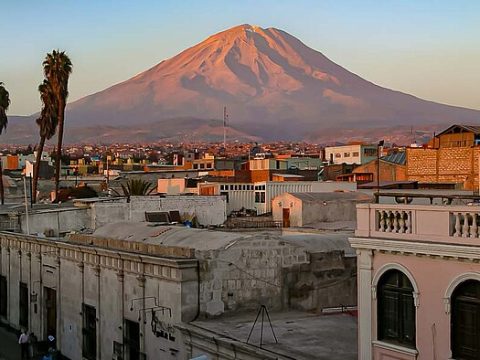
[[223, 106, 228, 151]]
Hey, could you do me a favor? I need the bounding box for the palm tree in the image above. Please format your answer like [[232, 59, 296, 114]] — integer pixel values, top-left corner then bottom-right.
[[0, 82, 10, 205], [32, 80, 58, 202], [113, 179, 154, 202], [42, 50, 72, 201]]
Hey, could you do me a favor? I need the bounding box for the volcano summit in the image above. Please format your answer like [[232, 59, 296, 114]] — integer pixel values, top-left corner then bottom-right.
[[62, 25, 479, 140]]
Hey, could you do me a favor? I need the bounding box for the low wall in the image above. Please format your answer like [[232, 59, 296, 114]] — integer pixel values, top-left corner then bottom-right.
[[21, 207, 90, 236], [90, 196, 226, 228]]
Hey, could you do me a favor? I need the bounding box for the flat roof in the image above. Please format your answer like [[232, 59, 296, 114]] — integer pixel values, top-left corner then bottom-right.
[[186, 311, 357, 360], [284, 192, 371, 202], [92, 222, 356, 254]]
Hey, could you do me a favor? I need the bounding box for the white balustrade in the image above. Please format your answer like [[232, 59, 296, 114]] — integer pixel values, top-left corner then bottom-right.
[[451, 212, 480, 238], [377, 209, 412, 234]]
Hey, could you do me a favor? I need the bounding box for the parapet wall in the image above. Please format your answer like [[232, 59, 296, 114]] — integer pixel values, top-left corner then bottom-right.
[[90, 195, 227, 228]]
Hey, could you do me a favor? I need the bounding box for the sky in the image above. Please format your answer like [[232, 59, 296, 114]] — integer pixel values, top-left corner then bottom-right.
[[1, 0, 479, 116]]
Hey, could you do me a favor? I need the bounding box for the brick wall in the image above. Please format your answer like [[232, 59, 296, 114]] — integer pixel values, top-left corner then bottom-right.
[[407, 147, 480, 190]]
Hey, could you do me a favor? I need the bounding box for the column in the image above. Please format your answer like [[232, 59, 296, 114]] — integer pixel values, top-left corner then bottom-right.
[[357, 249, 373, 360]]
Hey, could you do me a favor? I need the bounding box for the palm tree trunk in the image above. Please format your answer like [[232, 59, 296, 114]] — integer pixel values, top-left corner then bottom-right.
[[54, 99, 65, 201], [0, 160, 4, 205], [32, 135, 46, 203]]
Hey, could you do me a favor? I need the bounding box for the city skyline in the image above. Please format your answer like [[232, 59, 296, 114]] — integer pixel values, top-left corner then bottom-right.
[[2, 0, 480, 116]]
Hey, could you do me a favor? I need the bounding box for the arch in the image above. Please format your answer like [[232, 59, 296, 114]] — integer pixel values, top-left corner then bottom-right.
[[372, 263, 420, 307], [443, 272, 480, 314]]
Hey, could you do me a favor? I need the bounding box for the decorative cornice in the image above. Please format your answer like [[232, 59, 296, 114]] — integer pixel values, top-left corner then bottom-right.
[[349, 236, 480, 261]]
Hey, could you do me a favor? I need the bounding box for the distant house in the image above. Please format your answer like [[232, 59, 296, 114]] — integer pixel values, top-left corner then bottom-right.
[[339, 151, 407, 184], [272, 191, 372, 227], [325, 144, 378, 165], [429, 124, 480, 148]]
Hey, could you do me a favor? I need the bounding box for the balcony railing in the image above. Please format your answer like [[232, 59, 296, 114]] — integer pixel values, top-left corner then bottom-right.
[[355, 203, 480, 245]]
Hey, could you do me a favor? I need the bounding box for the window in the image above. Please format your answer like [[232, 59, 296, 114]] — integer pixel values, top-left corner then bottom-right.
[[352, 152, 359, 157], [364, 148, 377, 157], [344, 152, 351, 157], [82, 304, 97, 360], [0, 276, 6, 318], [255, 192, 265, 203], [377, 270, 415, 348], [124, 319, 140, 360], [335, 153, 341, 158], [451, 280, 480, 360], [19, 283, 28, 328], [220, 191, 229, 203]]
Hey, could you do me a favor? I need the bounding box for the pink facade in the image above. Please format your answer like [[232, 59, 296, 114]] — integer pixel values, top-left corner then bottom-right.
[[351, 203, 480, 360]]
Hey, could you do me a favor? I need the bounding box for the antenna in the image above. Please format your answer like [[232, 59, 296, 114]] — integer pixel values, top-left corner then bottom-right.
[[223, 106, 228, 151]]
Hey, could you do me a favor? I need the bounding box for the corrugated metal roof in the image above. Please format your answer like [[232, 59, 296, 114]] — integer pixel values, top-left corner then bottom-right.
[[381, 152, 406, 165]]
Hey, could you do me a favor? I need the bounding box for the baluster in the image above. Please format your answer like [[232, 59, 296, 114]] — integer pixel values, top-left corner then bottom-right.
[[454, 212, 462, 237], [405, 211, 411, 233], [398, 211, 406, 233], [379, 210, 385, 232], [386, 211, 393, 232], [462, 213, 470, 238], [393, 211, 399, 233], [470, 213, 478, 238]]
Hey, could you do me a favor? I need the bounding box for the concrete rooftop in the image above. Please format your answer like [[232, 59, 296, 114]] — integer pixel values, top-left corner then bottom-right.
[[93, 222, 355, 254], [189, 311, 357, 360]]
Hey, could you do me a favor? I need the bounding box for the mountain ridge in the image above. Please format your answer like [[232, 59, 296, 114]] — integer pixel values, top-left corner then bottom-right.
[[4, 24, 480, 143]]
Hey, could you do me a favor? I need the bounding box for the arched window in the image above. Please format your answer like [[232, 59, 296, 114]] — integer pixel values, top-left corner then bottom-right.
[[377, 270, 416, 348], [451, 280, 480, 360]]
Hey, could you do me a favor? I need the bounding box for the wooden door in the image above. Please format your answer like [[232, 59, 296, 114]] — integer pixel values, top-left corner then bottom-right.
[[282, 208, 290, 228]]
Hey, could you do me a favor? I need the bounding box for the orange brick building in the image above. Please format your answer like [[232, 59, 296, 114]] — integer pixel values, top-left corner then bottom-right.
[[406, 125, 480, 190]]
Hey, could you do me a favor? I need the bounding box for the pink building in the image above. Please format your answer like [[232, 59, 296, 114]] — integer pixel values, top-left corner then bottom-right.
[[351, 202, 480, 360]]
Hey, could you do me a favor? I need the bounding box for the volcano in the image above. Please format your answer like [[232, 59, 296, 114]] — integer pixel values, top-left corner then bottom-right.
[[25, 25, 480, 142]]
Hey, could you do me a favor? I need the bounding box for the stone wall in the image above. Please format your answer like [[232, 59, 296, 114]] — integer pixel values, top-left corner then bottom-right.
[[0, 231, 198, 360], [197, 234, 356, 317], [285, 251, 357, 312]]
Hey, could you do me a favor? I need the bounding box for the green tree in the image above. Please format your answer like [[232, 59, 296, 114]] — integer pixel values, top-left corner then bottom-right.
[[42, 50, 72, 201], [32, 80, 58, 202], [0, 82, 10, 205]]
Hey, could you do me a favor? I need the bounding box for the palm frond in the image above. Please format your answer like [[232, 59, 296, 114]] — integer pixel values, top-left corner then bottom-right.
[[0, 82, 10, 135]]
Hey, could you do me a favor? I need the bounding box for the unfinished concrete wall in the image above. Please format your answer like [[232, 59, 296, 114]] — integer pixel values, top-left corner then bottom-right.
[[302, 199, 362, 226], [20, 208, 90, 236], [90, 195, 227, 228]]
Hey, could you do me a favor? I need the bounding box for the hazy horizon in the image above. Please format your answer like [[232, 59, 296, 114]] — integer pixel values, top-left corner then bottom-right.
[[2, 0, 479, 116]]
